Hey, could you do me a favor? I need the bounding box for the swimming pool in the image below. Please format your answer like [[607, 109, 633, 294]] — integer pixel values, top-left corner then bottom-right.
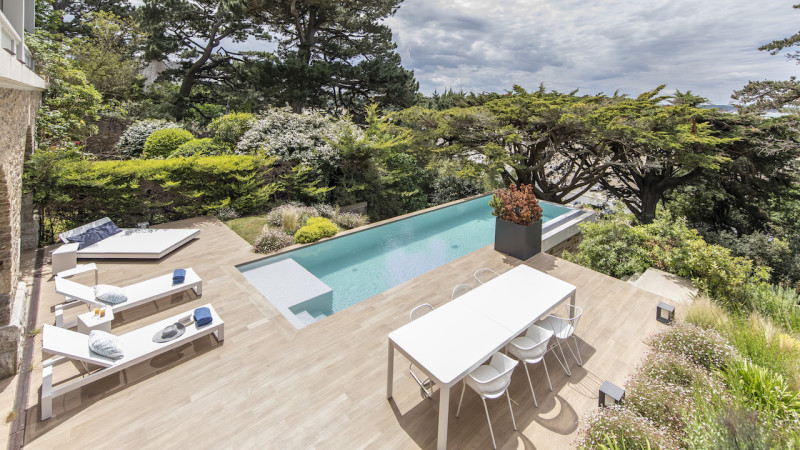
[[238, 195, 571, 327]]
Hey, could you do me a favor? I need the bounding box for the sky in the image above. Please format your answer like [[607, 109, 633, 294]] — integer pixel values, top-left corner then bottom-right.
[[384, 0, 800, 104]]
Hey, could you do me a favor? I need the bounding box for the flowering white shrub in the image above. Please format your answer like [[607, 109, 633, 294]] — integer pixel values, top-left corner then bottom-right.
[[649, 323, 738, 371], [237, 108, 361, 170], [253, 228, 294, 253]]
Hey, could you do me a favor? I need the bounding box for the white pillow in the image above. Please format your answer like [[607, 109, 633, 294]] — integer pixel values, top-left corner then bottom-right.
[[88, 330, 124, 360], [94, 284, 127, 305]]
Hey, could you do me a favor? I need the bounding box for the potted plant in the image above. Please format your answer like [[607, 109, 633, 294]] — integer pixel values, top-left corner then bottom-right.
[[489, 183, 544, 260]]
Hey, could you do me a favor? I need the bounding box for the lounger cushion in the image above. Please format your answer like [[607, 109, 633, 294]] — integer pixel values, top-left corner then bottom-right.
[[94, 284, 128, 305], [88, 330, 124, 359], [66, 229, 103, 250], [93, 221, 122, 240]]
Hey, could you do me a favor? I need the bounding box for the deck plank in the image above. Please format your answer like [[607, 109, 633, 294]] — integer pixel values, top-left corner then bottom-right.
[[19, 216, 669, 449]]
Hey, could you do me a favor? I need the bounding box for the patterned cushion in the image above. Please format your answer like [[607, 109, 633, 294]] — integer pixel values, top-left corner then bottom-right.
[[65, 229, 103, 250], [88, 330, 124, 360], [94, 284, 128, 305], [93, 221, 122, 240]]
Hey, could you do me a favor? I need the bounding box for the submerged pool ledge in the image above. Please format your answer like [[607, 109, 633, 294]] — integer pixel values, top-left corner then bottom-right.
[[237, 195, 593, 329]]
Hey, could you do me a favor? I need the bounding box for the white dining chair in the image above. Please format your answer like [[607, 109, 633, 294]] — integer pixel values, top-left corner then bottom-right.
[[538, 304, 583, 376], [451, 283, 472, 300], [456, 352, 518, 449], [506, 324, 554, 407], [473, 268, 500, 284], [409, 303, 435, 398]]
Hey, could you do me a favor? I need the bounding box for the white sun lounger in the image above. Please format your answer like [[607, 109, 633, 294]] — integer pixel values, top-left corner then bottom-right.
[[40, 303, 224, 420], [54, 268, 202, 328], [58, 217, 200, 259]]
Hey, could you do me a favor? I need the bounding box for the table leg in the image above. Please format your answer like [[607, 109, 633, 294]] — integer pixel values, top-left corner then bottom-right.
[[437, 383, 450, 450], [387, 340, 394, 399], [570, 291, 576, 318]]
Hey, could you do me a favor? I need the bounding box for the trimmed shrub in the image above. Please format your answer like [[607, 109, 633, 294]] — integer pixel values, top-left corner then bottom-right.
[[143, 128, 194, 158], [649, 323, 738, 372], [170, 138, 231, 158], [294, 217, 337, 244], [116, 119, 180, 158], [24, 150, 281, 243], [430, 175, 484, 205], [334, 212, 370, 230], [208, 112, 254, 148], [253, 228, 294, 253]]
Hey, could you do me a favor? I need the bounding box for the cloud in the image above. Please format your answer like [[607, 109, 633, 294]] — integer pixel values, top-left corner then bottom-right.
[[385, 0, 800, 103]]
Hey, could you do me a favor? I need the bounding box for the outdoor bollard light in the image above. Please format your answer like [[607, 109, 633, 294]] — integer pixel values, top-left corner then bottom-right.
[[598, 380, 625, 407], [656, 301, 675, 324]]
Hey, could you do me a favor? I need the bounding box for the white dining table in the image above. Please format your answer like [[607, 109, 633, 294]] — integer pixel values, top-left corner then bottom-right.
[[386, 265, 576, 450]]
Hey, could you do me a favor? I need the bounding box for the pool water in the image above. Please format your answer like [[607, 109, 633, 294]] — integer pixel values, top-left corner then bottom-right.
[[239, 195, 570, 320]]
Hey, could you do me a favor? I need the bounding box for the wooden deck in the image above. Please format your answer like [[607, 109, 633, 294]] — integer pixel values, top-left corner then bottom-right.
[[15, 216, 670, 449]]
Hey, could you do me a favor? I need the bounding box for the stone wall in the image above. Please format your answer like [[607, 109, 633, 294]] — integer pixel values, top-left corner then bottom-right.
[[0, 87, 40, 377], [545, 232, 583, 258], [84, 116, 133, 159]]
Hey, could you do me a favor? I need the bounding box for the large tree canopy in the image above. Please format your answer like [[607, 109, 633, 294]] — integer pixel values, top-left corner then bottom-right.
[[140, 0, 265, 120], [249, 0, 418, 119], [733, 3, 800, 112]]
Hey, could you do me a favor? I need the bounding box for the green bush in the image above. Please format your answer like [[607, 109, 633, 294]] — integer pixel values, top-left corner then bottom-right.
[[170, 138, 231, 158], [24, 149, 282, 244], [746, 282, 800, 334], [649, 323, 738, 372], [116, 119, 180, 158], [142, 128, 194, 158], [294, 217, 338, 244], [208, 112, 254, 149], [253, 228, 294, 253], [725, 359, 800, 423], [564, 212, 769, 308], [429, 175, 484, 205]]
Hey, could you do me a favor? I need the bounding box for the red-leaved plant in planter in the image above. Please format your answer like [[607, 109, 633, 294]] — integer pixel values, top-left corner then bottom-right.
[[489, 184, 543, 226]]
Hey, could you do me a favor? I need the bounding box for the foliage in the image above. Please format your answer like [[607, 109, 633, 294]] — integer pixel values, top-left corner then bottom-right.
[[746, 283, 800, 334], [732, 3, 800, 112], [24, 150, 281, 244], [237, 108, 353, 173], [253, 228, 294, 253], [265, 203, 319, 234], [28, 30, 103, 149], [170, 138, 232, 158], [429, 176, 484, 206], [564, 212, 769, 307], [140, 0, 266, 120], [724, 359, 800, 423], [312, 203, 337, 219], [116, 119, 181, 158], [575, 406, 677, 449], [333, 212, 370, 230], [489, 184, 543, 226], [69, 11, 144, 101], [684, 400, 785, 450], [143, 128, 195, 158], [649, 323, 738, 372], [215, 207, 239, 221], [294, 217, 338, 244], [249, 0, 417, 119], [207, 112, 255, 149]]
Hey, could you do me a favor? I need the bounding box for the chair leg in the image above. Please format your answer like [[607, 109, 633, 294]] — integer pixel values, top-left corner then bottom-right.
[[542, 357, 553, 391], [553, 339, 572, 376], [568, 334, 584, 366], [506, 391, 517, 430], [482, 397, 497, 449], [523, 363, 537, 407], [456, 381, 466, 417]]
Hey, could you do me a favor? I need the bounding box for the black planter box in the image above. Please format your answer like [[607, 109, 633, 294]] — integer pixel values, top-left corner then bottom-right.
[[494, 218, 542, 260]]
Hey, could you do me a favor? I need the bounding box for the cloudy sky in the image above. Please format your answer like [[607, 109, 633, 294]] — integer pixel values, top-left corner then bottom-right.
[[385, 0, 799, 104]]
